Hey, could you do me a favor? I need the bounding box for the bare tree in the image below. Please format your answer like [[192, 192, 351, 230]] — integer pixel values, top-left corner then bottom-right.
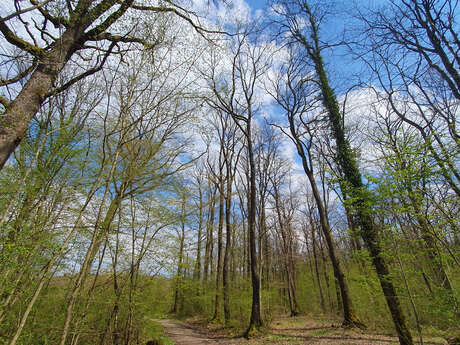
[[270, 170, 301, 316], [355, 0, 460, 198], [204, 25, 272, 335], [221, 114, 243, 324]]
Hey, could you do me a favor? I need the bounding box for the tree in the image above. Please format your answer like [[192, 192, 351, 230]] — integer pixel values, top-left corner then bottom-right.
[[210, 142, 225, 323], [267, 42, 365, 328], [270, 0, 414, 343], [0, 76, 101, 329], [204, 25, 272, 335], [369, 106, 458, 310], [0, 0, 220, 169], [355, 0, 460, 198], [192, 166, 205, 283], [220, 113, 243, 324], [172, 190, 188, 314], [254, 124, 281, 290], [203, 174, 217, 284], [270, 169, 301, 316], [2, 42, 198, 344]]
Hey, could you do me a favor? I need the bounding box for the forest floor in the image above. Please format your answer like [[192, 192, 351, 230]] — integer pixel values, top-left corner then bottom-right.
[[158, 316, 449, 345]]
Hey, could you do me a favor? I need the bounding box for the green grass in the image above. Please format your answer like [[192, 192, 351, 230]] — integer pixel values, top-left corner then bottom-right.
[[309, 327, 334, 337], [144, 320, 174, 345], [263, 334, 305, 344]]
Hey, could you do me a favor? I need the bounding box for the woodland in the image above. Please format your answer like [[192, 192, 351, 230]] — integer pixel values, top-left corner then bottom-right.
[[0, 0, 458, 345]]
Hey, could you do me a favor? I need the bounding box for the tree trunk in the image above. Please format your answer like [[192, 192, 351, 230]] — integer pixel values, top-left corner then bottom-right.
[[60, 192, 122, 345], [285, 98, 364, 327], [245, 119, 263, 336], [272, 185, 299, 316], [408, 194, 453, 292], [212, 182, 224, 323], [223, 172, 233, 323], [318, 232, 333, 311], [310, 219, 326, 313], [173, 195, 186, 314], [204, 185, 216, 284], [302, 12, 414, 342], [193, 180, 204, 282], [307, 167, 364, 327], [262, 209, 271, 290], [0, 28, 81, 169]]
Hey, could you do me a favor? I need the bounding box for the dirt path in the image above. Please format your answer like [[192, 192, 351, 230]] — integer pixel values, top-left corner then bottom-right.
[[158, 319, 220, 345], [157, 318, 448, 345]]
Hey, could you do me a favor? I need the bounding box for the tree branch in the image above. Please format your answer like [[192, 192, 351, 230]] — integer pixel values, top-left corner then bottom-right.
[[0, 62, 37, 86], [88, 32, 159, 49], [29, 0, 68, 28], [85, 0, 134, 40], [129, 5, 227, 37], [0, 20, 44, 57], [45, 42, 117, 97], [0, 96, 11, 108], [2, 0, 54, 22]]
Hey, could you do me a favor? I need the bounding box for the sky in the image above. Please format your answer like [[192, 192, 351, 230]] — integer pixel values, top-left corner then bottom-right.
[[0, 0, 393, 184], [248, 0, 268, 10], [227, 0, 391, 193], [231, 0, 370, 94]]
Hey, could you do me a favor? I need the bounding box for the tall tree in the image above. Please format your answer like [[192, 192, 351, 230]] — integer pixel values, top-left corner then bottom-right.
[[172, 191, 188, 314], [192, 167, 205, 282], [204, 26, 272, 335], [220, 114, 243, 324], [270, 172, 300, 316], [270, 1, 413, 343], [267, 43, 365, 328]]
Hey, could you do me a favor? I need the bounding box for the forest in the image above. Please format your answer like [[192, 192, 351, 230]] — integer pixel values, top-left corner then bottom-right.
[[0, 0, 458, 345]]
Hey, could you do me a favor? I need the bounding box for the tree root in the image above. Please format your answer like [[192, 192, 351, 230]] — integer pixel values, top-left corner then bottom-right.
[[342, 312, 367, 330]]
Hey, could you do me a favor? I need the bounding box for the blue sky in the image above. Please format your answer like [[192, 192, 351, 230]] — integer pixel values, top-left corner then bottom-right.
[[248, 0, 268, 10], [241, 0, 367, 96]]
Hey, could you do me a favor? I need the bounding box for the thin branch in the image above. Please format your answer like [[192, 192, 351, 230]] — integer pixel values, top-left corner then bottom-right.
[[29, 0, 68, 28], [129, 5, 228, 37], [2, 0, 54, 22], [0, 62, 37, 86]]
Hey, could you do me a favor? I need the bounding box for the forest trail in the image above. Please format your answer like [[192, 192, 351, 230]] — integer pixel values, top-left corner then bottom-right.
[[157, 317, 449, 345], [158, 319, 221, 345]]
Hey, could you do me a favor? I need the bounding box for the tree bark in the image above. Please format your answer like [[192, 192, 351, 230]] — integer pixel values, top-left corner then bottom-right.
[[193, 179, 204, 282], [223, 172, 233, 323], [0, 28, 81, 168], [245, 119, 263, 336], [212, 180, 224, 323]]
